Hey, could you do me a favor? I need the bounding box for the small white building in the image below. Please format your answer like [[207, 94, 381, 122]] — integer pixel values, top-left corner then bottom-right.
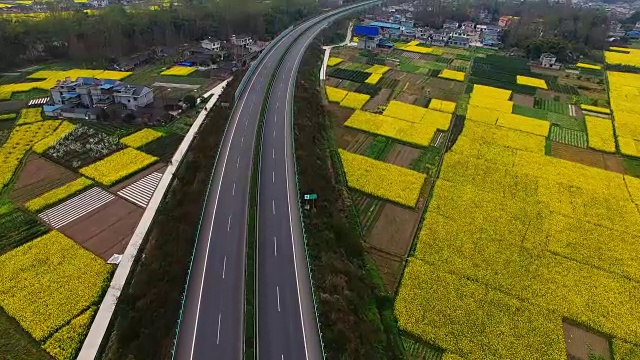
[[89, 0, 109, 7], [201, 37, 221, 52], [540, 52, 557, 68], [231, 34, 253, 47]]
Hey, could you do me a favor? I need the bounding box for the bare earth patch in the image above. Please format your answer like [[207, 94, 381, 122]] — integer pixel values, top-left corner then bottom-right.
[[366, 202, 421, 257], [396, 93, 417, 104], [512, 93, 535, 107], [385, 144, 421, 168], [9, 154, 80, 205], [363, 88, 391, 111], [110, 162, 166, 193], [550, 141, 624, 174], [366, 246, 404, 293], [563, 321, 612, 360], [59, 197, 144, 260]]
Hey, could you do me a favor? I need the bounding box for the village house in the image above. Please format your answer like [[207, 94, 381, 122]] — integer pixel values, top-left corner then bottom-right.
[[230, 34, 253, 48], [449, 31, 470, 48], [46, 77, 154, 120], [201, 37, 221, 52], [540, 53, 560, 69], [430, 30, 449, 46], [443, 20, 459, 32]]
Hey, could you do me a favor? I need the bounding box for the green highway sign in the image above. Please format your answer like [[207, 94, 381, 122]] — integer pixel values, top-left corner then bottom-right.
[[304, 194, 318, 200]]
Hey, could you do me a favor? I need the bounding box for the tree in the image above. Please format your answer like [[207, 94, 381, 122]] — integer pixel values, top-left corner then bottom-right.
[[183, 94, 197, 108]]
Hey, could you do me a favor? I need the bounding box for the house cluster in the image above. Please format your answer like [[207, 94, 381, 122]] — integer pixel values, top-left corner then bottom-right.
[[43, 77, 164, 123], [355, 14, 513, 51]]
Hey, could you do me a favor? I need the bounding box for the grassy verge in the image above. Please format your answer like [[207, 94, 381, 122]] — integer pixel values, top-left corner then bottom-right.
[[293, 40, 404, 360], [98, 73, 243, 360], [0, 307, 50, 360]]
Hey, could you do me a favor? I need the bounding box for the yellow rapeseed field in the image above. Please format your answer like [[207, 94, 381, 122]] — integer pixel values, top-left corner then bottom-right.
[[395, 42, 444, 55], [465, 105, 500, 125], [576, 62, 602, 70], [327, 57, 344, 66], [119, 128, 164, 148], [0, 231, 111, 341], [496, 112, 550, 136], [383, 100, 427, 123], [428, 99, 456, 114], [365, 73, 382, 84], [605, 47, 640, 67], [0, 120, 60, 190], [339, 92, 370, 109], [421, 108, 451, 130], [396, 259, 566, 360], [516, 75, 548, 89], [0, 69, 130, 99], [472, 84, 512, 100], [24, 177, 93, 212], [17, 108, 43, 125], [608, 71, 640, 155], [32, 121, 75, 153], [364, 64, 390, 74], [160, 66, 196, 76], [325, 86, 348, 103], [44, 307, 96, 360], [395, 84, 640, 356], [580, 104, 611, 114], [585, 115, 616, 152], [438, 69, 465, 82], [79, 148, 158, 186], [338, 149, 425, 207], [344, 110, 437, 147], [469, 92, 513, 113]]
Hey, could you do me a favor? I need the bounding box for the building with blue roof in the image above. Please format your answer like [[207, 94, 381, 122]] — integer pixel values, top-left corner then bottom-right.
[[50, 77, 154, 117]]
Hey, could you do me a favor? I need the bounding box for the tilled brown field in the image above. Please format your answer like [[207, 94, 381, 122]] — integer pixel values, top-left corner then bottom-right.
[[59, 197, 144, 260], [9, 154, 80, 204]]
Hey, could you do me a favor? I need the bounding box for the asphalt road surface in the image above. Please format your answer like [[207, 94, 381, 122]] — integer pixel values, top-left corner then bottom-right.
[[257, 5, 374, 360], [173, 3, 374, 360]]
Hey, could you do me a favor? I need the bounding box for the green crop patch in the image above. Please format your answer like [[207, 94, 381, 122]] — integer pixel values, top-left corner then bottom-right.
[[512, 104, 549, 121], [549, 125, 588, 148], [535, 98, 569, 115], [0, 208, 48, 255], [327, 68, 371, 83], [548, 112, 586, 132]]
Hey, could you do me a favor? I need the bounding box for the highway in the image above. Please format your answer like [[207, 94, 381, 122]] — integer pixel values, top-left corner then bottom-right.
[[173, 3, 375, 359], [256, 5, 374, 360]]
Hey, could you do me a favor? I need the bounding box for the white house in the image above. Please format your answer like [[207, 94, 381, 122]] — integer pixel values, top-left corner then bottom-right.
[[201, 37, 221, 52], [50, 77, 154, 112], [231, 34, 253, 47], [89, 0, 109, 7], [540, 53, 557, 68]]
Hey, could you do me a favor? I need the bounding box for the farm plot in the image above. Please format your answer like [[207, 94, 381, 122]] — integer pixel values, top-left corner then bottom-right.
[[550, 141, 624, 173], [0, 120, 61, 191], [8, 154, 80, 205], [344, 110, 438, 147], [0, 206, 48, 255], [549, 126, 588, 148], [44, 126, 124, 169], [327, 68, 370, 83], [511, 104, 548, 120], [136, 132, 184, 161], [0, 231, 111, 352], [79, 148, 159, 186], [535, 98, 569, 115], [58, 196, 144, 259], [396, 107, 640, 360], [339, 149, 426, 207]]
